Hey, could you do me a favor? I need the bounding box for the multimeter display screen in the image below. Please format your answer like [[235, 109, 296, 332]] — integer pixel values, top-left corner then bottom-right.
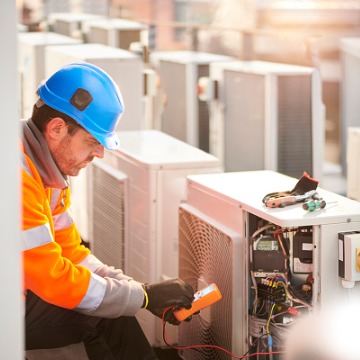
[[195, 284, 215, 301]]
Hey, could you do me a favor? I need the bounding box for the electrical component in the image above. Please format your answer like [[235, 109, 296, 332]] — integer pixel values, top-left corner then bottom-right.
[[257, 281, 286, 303], [252, 232, 288, 274], [293, 229, 313, 273], [174, 283, 222, 321], [338, 231, 360, 288]]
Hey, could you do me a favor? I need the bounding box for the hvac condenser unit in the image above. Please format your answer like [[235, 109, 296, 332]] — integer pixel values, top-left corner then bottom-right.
[[340, 37, 360, 175], [47, 12, 106, 39], [208, 60, 325, 181], [86, 18, 148, 50], [44, 43, 144, 131], [96, 130, 222, 346], [149, 51, 234, 152], [18, 31, 82, 118], [178, 170, 360, 360]]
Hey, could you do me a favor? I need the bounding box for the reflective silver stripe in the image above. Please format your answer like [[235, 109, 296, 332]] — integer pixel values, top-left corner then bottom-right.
[[50, 189, 61, 212], [21, 223, 54, 251], [77, 254, 104, 272], [75, 272, 107, 313], [53, 210, 74, 231]]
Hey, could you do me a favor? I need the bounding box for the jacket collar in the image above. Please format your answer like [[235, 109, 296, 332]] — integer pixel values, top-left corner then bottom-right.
[[23, 118, 68, 189]]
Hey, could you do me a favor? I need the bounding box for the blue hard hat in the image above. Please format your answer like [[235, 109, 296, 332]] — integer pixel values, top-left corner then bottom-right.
[[37, 62, 124, 150]]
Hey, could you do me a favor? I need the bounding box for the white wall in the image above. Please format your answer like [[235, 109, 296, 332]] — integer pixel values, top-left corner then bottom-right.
[[0, 0, 23, 359]]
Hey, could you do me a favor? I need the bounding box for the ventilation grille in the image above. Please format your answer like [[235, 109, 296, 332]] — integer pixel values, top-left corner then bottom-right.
[[198, 63, 210, 153], [178, 206, 240, 360], [88, 160, 127, 270], [277, 75, 312, 178]]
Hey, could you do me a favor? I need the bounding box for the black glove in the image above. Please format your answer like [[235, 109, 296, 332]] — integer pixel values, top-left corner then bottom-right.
[[143, 278, 194, 325]]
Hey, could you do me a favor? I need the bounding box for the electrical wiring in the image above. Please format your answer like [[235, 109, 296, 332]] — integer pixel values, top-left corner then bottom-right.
[[270, 305, 308, 321], [265, 304, 276, 335], [161, 306, 285, 359], [268, 230, 312, 310], [248, 223, 314, 360], [251, 224, 276, 243]]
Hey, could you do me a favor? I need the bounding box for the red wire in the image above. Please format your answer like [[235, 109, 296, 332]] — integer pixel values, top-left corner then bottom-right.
[[161, 307, 285, 359]]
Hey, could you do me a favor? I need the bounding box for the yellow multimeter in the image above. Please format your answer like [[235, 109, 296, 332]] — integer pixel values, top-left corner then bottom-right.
[[174, 283, 222, 321]]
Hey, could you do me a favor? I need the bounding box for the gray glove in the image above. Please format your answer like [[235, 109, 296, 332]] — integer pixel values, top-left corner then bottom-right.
[[144, 278, 194, 325]]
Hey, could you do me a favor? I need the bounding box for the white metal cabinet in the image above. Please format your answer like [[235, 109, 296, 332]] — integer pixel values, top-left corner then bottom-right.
[[92, 130, 222, 346], [149, 51, 234, 152], [178, 170, 360, 359], [208, 60, 325, 180]]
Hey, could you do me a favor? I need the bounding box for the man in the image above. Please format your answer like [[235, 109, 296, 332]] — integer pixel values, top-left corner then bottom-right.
[[21, 62, 195, 359]]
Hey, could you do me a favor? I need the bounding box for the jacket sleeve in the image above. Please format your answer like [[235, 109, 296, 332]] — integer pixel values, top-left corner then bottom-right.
[[22, 166, 145, 318]]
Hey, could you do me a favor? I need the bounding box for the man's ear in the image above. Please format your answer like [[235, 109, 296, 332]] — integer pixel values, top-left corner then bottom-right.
[[45, 117, 68, 141]]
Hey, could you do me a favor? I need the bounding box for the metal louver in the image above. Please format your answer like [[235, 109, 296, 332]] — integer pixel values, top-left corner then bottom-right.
[[277, 75, 312, 178], [178, 204, 243, 360], [88, 159, 128, 270]]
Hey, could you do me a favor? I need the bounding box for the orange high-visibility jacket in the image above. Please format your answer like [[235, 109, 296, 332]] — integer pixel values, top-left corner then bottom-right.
[[21, 119, 144, 318]]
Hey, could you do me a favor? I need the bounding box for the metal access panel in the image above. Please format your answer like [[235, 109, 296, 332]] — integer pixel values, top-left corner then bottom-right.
[[18, 32, 82, 119], [87, 18, 147, 50], [150, 51, 234, 152], [44, 43, 144, 131], [210, 61, 325, 181]]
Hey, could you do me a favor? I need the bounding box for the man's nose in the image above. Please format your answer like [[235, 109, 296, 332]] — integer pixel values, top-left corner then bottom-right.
[[92, 144, 105, 159]]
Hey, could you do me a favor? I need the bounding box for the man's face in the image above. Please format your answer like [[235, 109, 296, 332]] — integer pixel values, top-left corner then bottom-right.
[[47, 119, 105, 176]]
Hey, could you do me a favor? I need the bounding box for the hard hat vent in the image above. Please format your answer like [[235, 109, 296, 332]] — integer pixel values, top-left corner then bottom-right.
[[70, 88, 93, 111]]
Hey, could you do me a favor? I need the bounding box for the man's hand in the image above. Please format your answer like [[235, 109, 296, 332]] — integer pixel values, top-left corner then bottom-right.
[[143, 278, 194, 325]]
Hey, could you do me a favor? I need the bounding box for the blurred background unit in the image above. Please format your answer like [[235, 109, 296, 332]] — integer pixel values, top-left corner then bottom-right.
[[346, 127, 360, 201], [44, 42, 144, 131], [18, 31, 82, 119], [95, 130, 222, 346], [46, 12, 106, 40], [149, 50, 234, 153], [178, 170, 360, 360], [37, 0, 110, 24], [86, 18, 148, 50], [206, 60, 325, 181], [340, 37, 360, 176]]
